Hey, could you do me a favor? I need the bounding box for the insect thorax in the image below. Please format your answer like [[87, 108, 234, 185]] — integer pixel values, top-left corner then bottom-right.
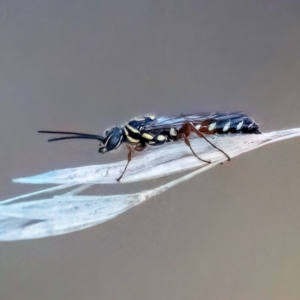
[[123, 115, 176, 147]]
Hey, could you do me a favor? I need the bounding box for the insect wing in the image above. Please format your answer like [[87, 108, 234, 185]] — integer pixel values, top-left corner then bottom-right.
[[144, 112, 247, 131]]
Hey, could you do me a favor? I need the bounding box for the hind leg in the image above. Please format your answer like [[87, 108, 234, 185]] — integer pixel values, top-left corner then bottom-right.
[[184, 122, 230, 161], [179, 123, 211, 163]]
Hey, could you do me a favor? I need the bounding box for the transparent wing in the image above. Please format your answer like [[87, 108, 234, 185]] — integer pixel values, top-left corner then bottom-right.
[[145, 112, 248, 130]]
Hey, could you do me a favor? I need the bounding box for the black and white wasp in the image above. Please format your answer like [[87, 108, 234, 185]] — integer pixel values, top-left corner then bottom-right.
[[39, 112, 261, 181]]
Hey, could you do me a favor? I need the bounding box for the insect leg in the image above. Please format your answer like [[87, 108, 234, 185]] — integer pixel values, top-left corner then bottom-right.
[[188, 122, 231, 161], [117, 146, 134, 182], [116, 144, 146, 182], [179, 123, 211, 164]]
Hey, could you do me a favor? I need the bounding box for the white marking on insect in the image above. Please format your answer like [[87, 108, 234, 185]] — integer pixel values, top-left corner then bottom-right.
[[142, 133, 154, 140], [170, 128, 177, 136], [156, 135, 166, 141], [195, 124, 201, 130], [223, 121, 231, 132], [236, 121, 243, 130], [123, 127, 129, 136], [208, 122, 216, 131], [126, 135, 140, 143], [125, 124, 140, 135], [132, 117, 145, 121], [103, 133, 113, 146], [99, 132, 115, 152]]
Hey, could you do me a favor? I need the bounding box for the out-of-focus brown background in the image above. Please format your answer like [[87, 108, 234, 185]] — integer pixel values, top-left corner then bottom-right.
[[1, 1, 300, 299]]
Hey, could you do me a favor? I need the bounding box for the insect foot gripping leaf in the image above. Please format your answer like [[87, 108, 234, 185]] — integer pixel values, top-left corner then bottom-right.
[[0, 127, 299, 241]]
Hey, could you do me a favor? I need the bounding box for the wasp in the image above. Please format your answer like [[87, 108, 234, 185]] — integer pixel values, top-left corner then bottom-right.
[[38, 112, 261, 181]]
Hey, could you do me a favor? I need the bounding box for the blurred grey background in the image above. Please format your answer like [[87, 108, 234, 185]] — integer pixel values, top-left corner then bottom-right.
[[1, 1, 300, 299]]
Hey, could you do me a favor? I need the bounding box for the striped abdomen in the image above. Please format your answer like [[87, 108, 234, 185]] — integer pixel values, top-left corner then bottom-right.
[[193, 114, 260, 134]]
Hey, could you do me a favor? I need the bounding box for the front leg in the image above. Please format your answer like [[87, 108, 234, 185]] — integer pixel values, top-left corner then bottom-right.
[[117, 145, 134, 182], [116, 143, 146, 182]]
